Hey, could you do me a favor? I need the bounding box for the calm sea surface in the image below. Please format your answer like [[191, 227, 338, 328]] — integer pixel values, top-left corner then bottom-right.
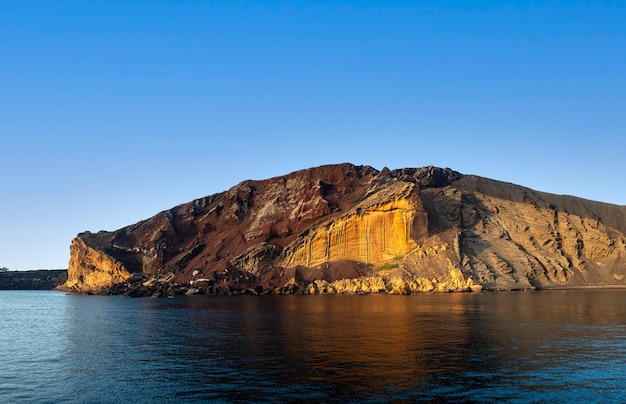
[[1, 290, 625, 403]]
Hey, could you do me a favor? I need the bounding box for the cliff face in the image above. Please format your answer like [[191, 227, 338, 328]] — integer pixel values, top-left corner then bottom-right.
[[415, 179, 626, 291], [60, 163, 626, 295], [64, 237, 132, 293], [277, 181, 426, 268]]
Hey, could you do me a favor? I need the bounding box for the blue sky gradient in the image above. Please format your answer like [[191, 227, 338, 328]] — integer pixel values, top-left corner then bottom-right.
[[1, 1, 625, 270]]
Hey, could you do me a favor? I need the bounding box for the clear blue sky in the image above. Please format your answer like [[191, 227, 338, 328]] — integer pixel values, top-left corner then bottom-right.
[[1, 1, 625, 270]]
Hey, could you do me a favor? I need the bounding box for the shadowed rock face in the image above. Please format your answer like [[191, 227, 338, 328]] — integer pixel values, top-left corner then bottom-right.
[[59, 163, 626, 295]]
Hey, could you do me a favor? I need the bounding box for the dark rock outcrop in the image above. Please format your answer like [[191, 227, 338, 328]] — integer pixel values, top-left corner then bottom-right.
[[58, 163, 626, 295]]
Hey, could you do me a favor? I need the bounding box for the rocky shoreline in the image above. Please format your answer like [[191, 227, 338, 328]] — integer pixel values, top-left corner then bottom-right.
[[59, 272, 626, 298], [65, 270, 484, 297]]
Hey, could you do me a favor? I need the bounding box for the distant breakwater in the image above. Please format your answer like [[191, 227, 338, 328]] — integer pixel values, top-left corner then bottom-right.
[[0, 270, 67, 290]]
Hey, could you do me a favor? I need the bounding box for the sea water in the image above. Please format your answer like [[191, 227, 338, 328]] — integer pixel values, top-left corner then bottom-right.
[[1, 290, 625, 403]]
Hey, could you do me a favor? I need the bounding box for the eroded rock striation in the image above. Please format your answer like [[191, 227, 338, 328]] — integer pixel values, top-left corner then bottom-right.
[[59, 163, 626, 296]]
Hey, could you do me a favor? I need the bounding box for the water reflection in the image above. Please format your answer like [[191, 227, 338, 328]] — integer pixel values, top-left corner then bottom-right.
[[52, 290, 626, 402]]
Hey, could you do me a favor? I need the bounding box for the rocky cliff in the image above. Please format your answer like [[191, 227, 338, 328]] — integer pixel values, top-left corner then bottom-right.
[[59, 163, 626, 296]]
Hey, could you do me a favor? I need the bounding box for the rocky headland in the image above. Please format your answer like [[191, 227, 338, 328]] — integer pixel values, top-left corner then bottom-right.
[[59, 163, 626, 296]]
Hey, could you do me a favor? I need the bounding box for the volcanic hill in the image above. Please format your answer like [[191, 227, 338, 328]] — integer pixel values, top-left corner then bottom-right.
[[60, 163, 626, 296]]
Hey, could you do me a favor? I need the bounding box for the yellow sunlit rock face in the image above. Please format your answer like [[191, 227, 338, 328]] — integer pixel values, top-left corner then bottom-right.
[[62, 238, 131, 293], [280, 197, 425, 268]]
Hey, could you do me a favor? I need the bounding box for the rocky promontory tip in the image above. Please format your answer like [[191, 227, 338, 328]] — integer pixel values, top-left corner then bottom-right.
[[58, 163, 626, 296]]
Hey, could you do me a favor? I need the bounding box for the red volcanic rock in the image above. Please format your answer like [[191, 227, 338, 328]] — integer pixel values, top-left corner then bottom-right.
[[60, 163, 626, 295]]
